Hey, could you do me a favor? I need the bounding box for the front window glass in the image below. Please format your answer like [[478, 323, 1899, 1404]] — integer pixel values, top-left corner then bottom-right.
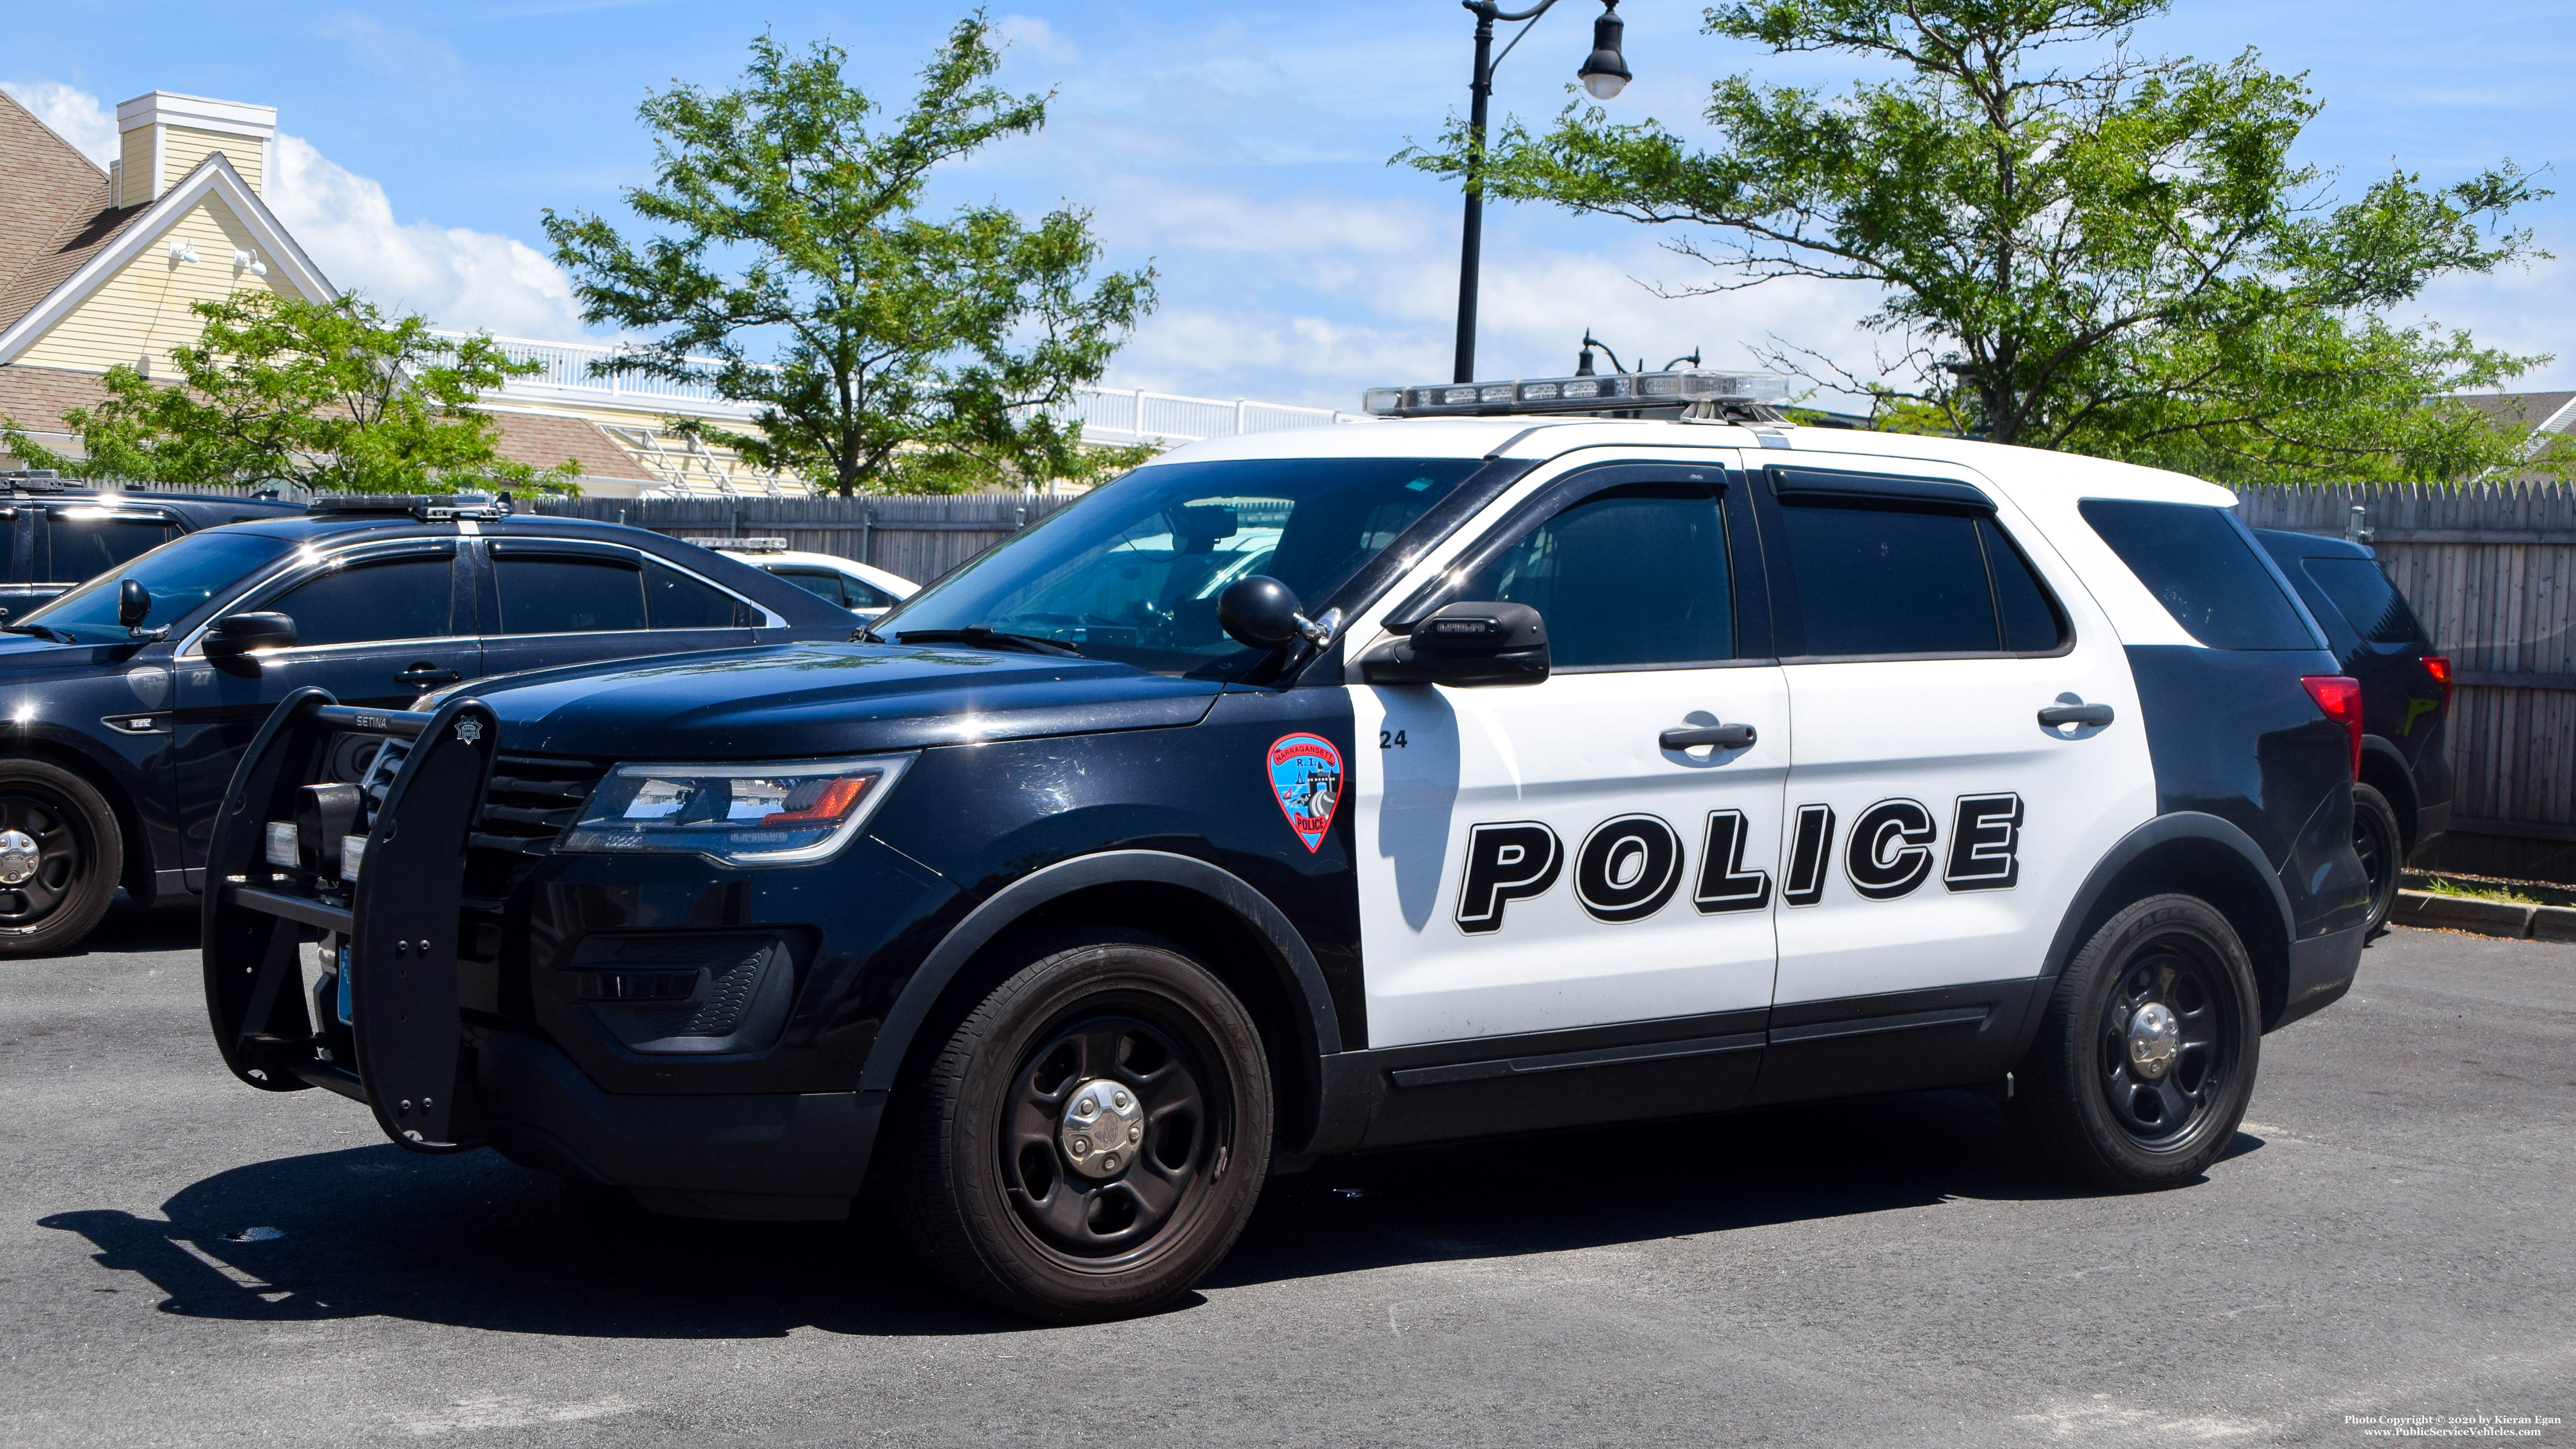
[[264, 555, 455, 646], [883, 457, 1482, 674], [1455, 483, 1733, 669], [18, 531, 294, 643]]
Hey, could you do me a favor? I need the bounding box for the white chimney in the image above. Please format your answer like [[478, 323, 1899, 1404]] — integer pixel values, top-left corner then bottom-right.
[[115, 92, 276, 207]]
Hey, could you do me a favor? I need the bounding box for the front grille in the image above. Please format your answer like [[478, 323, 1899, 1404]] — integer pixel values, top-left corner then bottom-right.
[[474, 754, 611, 854], [464, 753, 610, 900]]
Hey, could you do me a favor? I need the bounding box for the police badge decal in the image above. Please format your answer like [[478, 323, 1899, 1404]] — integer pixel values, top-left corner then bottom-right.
[[1265, 734, 1343, 853]]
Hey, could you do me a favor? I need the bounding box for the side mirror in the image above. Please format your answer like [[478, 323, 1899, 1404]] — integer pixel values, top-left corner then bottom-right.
[[201, 611, 297, 660], [117, 578, 150, 629], [1218, 576, 1335, 651], [1360, 602, 1550, 686]]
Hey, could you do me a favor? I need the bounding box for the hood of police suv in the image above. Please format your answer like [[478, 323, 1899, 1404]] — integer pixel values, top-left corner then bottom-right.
[[458, 642, 1224, 757]]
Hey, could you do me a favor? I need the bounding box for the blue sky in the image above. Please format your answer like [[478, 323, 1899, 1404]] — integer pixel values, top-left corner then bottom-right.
[[8, 1, 2572, 412]]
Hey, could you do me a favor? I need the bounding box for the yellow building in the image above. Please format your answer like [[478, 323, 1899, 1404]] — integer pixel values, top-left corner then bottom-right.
[[0, 88, 781, 496]]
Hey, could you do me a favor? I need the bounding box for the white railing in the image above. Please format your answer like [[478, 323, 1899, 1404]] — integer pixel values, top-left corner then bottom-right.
[[429, 330, 1366, 444]]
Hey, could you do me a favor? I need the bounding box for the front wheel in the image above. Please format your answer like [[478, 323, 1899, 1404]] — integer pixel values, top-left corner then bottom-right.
[[2011, 893, 2260, 1191], [893, 935, 1272, 1322], [0, 758, 122, 957]]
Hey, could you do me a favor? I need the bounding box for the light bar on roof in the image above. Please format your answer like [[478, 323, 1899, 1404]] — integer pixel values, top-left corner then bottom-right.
[[1361, 368, 1790, 419]]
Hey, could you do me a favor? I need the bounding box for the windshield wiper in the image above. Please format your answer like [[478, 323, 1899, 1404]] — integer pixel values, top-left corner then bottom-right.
[[1, 623, 79, 644], [893, 627, 1084, 658]]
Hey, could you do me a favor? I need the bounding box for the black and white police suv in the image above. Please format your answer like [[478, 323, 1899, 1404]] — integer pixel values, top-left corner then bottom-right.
[[204, 367, 2370, 1321]]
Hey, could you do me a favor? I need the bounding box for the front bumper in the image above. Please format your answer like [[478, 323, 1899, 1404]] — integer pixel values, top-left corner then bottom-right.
[[477, 1029, 877, 1219]]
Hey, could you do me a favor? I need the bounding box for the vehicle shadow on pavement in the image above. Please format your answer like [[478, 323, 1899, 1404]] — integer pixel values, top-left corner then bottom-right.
[[47, 899, 201, 957], [35, 1092, 2261, 1337]]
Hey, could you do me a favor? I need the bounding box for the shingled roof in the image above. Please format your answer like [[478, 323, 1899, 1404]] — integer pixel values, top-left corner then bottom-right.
[[0, 91, 147, 338]]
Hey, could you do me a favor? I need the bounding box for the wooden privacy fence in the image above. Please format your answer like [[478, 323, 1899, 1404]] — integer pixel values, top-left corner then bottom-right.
[[2236, 483, 2576, 879], [528, 493, 1079, 587]]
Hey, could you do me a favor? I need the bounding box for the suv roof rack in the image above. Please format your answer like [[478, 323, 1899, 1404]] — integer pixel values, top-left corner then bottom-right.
[[704, 537, 790, 553], [0, 469, 68, 494], [309, 493, 514, 522]]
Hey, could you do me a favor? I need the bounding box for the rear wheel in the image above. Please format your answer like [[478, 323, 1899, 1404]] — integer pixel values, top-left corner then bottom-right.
[[894, 935, 1272, 1322], [0, 758, 121, 958], [2352, 783, 2405, 937], [2011, 893, 2259, 1191]]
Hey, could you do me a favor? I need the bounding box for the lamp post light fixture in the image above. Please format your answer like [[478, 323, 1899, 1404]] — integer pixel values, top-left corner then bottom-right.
[[1451, 0, 1629, 385]]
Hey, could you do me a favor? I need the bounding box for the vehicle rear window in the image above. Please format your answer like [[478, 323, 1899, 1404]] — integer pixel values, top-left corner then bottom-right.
[[265, 556, 456, 646], [1769, 500, 2064, 656], [2304, 557, 2423, 645], [2079, 500, 2317, 650], [496, 556, 647, 634]]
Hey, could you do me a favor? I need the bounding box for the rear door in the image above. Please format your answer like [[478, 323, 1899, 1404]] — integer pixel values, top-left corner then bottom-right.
[[476, 539, 759, 677], [172, 540, 479, 866], [1746, 452, 2154, 1099], [1354, 458, 1788, 1051]]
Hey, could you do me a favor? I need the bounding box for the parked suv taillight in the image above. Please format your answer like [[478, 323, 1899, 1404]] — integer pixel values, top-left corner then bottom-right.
[[2421, 654, 2454, 710], [2303, 675, 2364, 778]]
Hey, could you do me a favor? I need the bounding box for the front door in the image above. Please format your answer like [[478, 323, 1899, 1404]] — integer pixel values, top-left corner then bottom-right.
[[173, 543, 479, 867], [1745, 452, 2155, 1099], [1354, 461, 1787, 1050]]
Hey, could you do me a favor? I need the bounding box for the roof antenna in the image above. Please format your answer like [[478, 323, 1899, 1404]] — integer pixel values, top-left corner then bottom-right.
[[1581, 330, 1627, 375], [1661, 348, 1702, 370]]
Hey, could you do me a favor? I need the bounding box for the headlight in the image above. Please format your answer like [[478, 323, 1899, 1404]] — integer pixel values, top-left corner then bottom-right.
[[559, 755, 912, 866]]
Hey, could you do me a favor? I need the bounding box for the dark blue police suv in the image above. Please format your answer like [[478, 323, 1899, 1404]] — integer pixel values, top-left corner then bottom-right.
[[204, 401, 2374, 1323], [0, 495, 853, 955]]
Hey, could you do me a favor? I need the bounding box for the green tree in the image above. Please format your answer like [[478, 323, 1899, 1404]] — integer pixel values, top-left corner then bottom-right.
[[3, 292, 572, 493], [544, 19, 1157, 497], [1406, 0, 2556, 483]]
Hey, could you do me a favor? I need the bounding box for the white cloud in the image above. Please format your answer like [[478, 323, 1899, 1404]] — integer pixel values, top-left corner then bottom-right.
[[268, 134, 589, 338], [2, 80, 591, 340], [0, 79, 118, 166]]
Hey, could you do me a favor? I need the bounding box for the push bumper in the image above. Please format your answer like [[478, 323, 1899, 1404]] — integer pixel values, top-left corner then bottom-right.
[[476, 1030, 878, 1220], [2273, 921, 2366, 1031]]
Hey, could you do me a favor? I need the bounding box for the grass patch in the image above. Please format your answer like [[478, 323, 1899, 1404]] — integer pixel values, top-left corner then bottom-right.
[[2406, 872, 2550, 905]]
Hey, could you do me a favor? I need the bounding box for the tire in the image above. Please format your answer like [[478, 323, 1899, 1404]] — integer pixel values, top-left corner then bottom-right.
[[2011, 893, 2260, 1192], [0, 758, 122, 958], [893, 934, 1273, 1322], [2352, 783, 2405, 938]]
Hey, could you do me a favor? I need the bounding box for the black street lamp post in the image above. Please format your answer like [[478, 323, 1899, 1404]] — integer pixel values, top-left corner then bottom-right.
[[1452, 0, 1630, 384]]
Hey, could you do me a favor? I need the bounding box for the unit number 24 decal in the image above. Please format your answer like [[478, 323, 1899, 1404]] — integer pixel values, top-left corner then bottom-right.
[[1454, 794, 2023, 934]]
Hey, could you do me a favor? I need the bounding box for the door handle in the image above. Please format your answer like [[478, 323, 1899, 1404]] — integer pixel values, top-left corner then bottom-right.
[[2038, 703, 2115, 728], [396, 665, 461, 687], [1661, 722, 1757, 750]]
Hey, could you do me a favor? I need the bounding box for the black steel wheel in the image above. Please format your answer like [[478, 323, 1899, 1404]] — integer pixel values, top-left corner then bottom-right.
[[0, 758, 121, 957], [2012, 893, 2259, 1190], [2352, 783, 2405, 937], [895, 934, 1271, 1321]]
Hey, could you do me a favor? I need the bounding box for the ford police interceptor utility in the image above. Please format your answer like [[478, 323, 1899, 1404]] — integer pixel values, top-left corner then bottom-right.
[[203, 366, 2370, 1322]]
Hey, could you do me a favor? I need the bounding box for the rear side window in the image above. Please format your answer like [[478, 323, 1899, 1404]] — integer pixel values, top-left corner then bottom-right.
[[1769, 502, 2066, 657], [2079, 500, 2316, 650], [642, 559, 747, 629], [496, 556, 647, 634], [42, 514, 179, 583], [771, 567, 847, 606], [2304, 557, 2423, 645], [265, 555, 456, 646]]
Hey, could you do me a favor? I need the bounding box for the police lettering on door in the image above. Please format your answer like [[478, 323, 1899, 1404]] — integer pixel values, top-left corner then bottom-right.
[[1454, 793, 2025, 933]]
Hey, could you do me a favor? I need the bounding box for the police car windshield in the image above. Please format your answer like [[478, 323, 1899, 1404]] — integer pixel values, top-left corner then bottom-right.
[[885, 457, 1482, 675], [16, 531, 294, 643]]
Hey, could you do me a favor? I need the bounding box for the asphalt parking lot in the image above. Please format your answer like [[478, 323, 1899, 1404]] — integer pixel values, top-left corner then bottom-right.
[[2, 912, 2568, 1449]]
